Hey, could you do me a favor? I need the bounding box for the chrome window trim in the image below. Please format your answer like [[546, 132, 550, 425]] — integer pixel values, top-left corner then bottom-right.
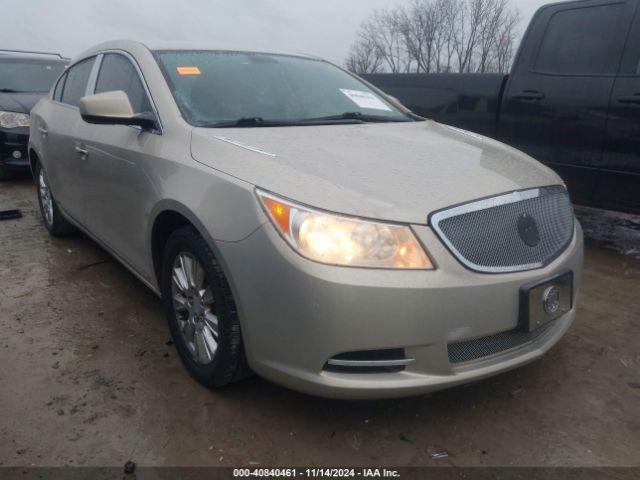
[[430, 187, 571, 274], [57, 55, 98, 107], [52, 69, 68, 102], [85, 53, 104, 97], [92, 49, 164, 135]]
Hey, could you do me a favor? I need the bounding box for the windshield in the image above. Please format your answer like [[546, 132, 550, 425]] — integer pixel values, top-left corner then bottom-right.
[[154, 50, 412, 127], [0, 58, 66, 93]]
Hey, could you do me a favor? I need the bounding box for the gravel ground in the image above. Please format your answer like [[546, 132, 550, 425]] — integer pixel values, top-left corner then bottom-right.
[[1, 177, 639, 468]]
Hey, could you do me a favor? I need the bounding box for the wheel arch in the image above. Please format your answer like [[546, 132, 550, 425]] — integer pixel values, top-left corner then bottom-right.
[[149, 200, 256, 369], [149, 200, 237, 295], [28, 147, 40, 181]]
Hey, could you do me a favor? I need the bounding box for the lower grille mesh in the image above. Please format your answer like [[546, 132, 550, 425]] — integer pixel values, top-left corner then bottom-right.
[[448, 322, 555, 364]]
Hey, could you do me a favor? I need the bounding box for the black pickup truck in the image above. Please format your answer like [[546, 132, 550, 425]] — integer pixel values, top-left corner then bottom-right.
[[365, 0, 640, 214]]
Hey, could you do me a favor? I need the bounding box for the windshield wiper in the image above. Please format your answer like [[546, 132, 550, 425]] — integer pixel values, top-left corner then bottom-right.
[[201, 112, 413, 128], [204, 117, 301, 128], [0, 88, 24, 93], [301, 112, 413, 124]]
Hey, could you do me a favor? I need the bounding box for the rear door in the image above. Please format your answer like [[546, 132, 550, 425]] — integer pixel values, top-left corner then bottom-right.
[[499, 0, 636, 205], [42, 56, 96, 222], [79, 52, 161, 274], [598, 2, 640, 212]]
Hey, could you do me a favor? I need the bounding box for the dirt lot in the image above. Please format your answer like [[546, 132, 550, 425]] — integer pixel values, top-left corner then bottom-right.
[[1, 176, 639, 468]]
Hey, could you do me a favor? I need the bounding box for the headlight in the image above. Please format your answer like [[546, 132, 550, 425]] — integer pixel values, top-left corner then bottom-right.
[[257, 190, 433, 269], [0, 111, 30, 129]]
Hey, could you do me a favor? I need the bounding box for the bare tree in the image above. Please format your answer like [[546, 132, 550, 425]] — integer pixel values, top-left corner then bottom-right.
[[438, 0, 462, 73], [397, 0, 439, 73], [346, 0, 520, 75], [493, 8, 520, 72], [359, 8, 411, 73], [453, 0, 486, 73], [345, 39, 384, 74]]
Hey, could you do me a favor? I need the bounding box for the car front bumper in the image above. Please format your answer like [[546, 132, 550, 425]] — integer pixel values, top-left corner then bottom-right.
[[0, 127, 30, 171], [216, 220, 584, 399]]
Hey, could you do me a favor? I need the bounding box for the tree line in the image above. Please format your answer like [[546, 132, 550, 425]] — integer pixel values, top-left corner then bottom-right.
[[346, 0, 520, 75]]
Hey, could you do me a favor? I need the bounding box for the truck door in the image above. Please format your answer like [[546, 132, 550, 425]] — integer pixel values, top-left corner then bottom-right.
[[499, 0, 636, 206], [598, 2, 640, 212]]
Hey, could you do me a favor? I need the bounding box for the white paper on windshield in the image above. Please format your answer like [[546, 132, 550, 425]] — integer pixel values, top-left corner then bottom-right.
[[340, 89, 392, 111]]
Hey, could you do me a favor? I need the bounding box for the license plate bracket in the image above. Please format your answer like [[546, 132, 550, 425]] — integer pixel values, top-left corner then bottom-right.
[[518, 271, 573, 333]]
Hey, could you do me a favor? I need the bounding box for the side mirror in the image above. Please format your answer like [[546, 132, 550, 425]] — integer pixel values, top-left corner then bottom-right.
[[79, 90, 158, 130]]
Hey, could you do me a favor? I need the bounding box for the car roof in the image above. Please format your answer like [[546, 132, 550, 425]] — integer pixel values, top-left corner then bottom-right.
[[74, 39, 322, 64]]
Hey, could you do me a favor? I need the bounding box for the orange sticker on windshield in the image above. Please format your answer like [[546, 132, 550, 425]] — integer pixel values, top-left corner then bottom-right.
[[177, 66, 201, 75]]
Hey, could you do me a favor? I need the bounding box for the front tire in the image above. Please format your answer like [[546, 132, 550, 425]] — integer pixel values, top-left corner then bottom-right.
[[35, 163, 75, 236], [161, 226, 250, 388]]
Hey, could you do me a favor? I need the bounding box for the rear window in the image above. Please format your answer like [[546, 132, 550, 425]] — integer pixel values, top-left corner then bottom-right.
[[535, 4, 626, 75], [0, 58, 66, 93]]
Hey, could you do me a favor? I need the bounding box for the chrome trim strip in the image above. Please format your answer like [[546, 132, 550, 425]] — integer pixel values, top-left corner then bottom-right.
[[214, 136, 277, 157], [85, 53, 104, 97], [430, 188, 557, 274], [327, 358, 415, 367], [434, 189, 541, 219]]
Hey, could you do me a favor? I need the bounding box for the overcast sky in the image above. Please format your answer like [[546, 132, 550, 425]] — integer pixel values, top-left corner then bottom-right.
[[2, 0, 551, 65]]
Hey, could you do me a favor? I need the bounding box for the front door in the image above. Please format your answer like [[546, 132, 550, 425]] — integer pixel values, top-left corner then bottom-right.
[[79, 52, 161, 275]]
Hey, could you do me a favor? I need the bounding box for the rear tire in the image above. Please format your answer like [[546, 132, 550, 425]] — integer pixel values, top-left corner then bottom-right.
[[35, 163, 75, 236], [161, 226, 251, 388]]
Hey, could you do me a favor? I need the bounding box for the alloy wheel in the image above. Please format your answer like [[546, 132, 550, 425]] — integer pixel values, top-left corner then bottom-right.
[[38, 169, 54, 226], [171, 252, 219, 365]]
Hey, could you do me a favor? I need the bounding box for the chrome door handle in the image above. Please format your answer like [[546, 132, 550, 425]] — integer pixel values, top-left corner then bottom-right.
[[75, 146, 89, 158], [38, 127, 48, 136]]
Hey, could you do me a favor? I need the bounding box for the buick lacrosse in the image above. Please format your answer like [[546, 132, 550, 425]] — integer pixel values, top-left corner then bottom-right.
[[29, 41, 583, 399]]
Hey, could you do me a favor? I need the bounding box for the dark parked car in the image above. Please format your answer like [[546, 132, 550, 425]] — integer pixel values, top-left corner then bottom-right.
[[365, 0, 640, 214], [0, 50, 67, 179]]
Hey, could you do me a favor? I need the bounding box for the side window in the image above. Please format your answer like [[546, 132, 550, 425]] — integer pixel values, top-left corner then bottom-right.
[[61, 57, 95, 107], [53, 72, 67, 101], [95, 53, 152, 114], [535, 4, 626, 75]]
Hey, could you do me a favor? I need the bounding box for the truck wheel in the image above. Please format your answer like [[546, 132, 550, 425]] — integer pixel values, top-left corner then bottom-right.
[[161, 226, 251, 388], [35, 163, 75, 236]]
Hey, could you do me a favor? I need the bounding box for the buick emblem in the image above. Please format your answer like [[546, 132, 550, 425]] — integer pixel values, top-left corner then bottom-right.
[[517, 213, 540, 247]]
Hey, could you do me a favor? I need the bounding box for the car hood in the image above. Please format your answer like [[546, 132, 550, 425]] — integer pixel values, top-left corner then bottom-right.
[[0, 91, 45, 113], [190, 121, 561, 224]]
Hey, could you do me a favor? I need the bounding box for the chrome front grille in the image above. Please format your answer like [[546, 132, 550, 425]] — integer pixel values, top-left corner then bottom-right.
[[431, 186, 574, 273]]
